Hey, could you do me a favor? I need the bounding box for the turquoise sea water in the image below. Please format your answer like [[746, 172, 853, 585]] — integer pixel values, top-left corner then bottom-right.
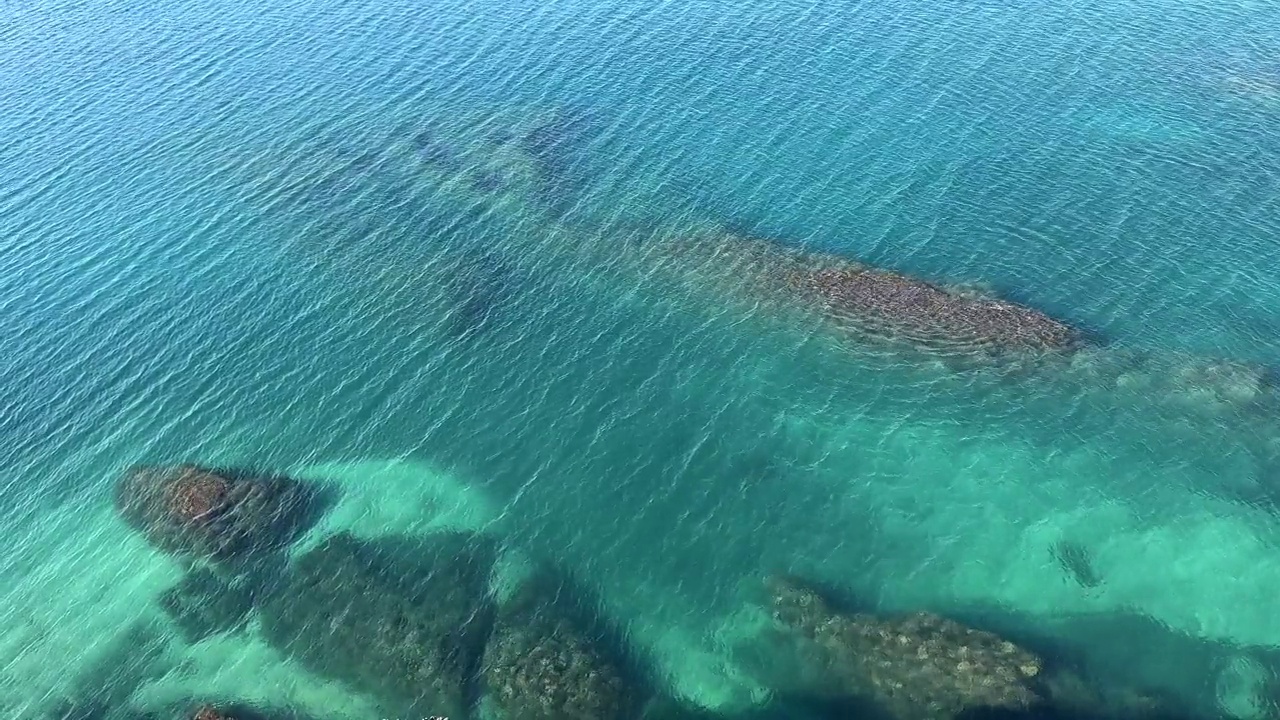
[[4, 0, 1280, 716]]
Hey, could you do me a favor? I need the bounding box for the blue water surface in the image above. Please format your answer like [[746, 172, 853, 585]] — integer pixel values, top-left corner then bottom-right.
[[3, 0, 1280, 716]]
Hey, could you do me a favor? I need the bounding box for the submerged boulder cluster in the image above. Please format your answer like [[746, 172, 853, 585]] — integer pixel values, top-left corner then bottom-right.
[[481, 568, 641, 720], [113, 463, 649, 720], [258, 531, 496, 719], [113, 464, 1178, 720], [256, 533, 646, 720]]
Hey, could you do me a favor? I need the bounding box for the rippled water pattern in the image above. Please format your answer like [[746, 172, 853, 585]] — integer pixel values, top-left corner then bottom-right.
[[3, 0, 1280, 717]]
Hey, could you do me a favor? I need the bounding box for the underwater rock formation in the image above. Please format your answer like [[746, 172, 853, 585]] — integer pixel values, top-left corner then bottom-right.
[[749, 576, 1193, 719], [758, 575, 1047, 720], [653, 231, 1078, 353], [481, 566, 644, 720], [259, 531, 497, 719], [157, 567, 254, 643], [789, 262, 1076, 351], [115, 465, 321, 562]]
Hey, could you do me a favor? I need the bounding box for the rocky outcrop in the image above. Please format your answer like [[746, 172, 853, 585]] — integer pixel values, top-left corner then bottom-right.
[[750, 576, 1193, 720], [482, 568, 643, 720], [115, 465, 322, 562], [652, 231, 1078, 354], [258, 531, 497, 719], [758, 575, 1047, 720], [787, 262, 1076, 351]]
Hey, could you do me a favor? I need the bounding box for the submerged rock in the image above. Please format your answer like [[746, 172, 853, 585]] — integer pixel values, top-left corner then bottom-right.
[[115, 465, 323, 562], [787, 262, 1076, 351], [757, 575, 1047, 720], [652, 231, 1078, 354], [259, 531, 497, 719], [482, 566, 644, 720], [157, 567, 254, 643]]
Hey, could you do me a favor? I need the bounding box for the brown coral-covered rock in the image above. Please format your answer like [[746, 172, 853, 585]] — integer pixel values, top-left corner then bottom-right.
[[115, 465, 321, 562], [762, 576, 1047, 720], [259, 531, 496, 719], [481, 569, 642, 720]]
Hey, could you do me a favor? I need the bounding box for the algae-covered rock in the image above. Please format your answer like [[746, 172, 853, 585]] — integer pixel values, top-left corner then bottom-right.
[[259, 531, 497, 719], [651, 230, 1078, 354], [115, 465, 323, 562], [157, 567, 254, 643], [481, 566, 644, 720], [759, 575, 1047, 720], [788, 262, 1077, 351]]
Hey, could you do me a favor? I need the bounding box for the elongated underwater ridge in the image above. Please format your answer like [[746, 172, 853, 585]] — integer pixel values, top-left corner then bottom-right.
[[646, 229, 1081, 354]]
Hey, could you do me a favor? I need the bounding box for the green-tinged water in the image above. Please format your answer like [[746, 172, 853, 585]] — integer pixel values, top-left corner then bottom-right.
[[2, 0, 1280, 718]]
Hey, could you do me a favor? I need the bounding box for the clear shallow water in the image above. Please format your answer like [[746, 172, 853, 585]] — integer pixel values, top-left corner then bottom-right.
[[3, 0, 1280, 717]]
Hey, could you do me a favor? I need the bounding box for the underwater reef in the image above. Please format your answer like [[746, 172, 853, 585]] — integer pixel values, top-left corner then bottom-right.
[[482, 564, 647, 720], [740, 575, 1185, 720], [114, 465, 323, 563], [794, 260, 1076, 350], [104, 472, 1228, 720], [256, 530, 657, 720], [233, 104, 1084, 360], [649, 229, 1079, 355], [756, 574, 1047, 719], [174, 107, 1280, 720], [258, 530, 498, 719]]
